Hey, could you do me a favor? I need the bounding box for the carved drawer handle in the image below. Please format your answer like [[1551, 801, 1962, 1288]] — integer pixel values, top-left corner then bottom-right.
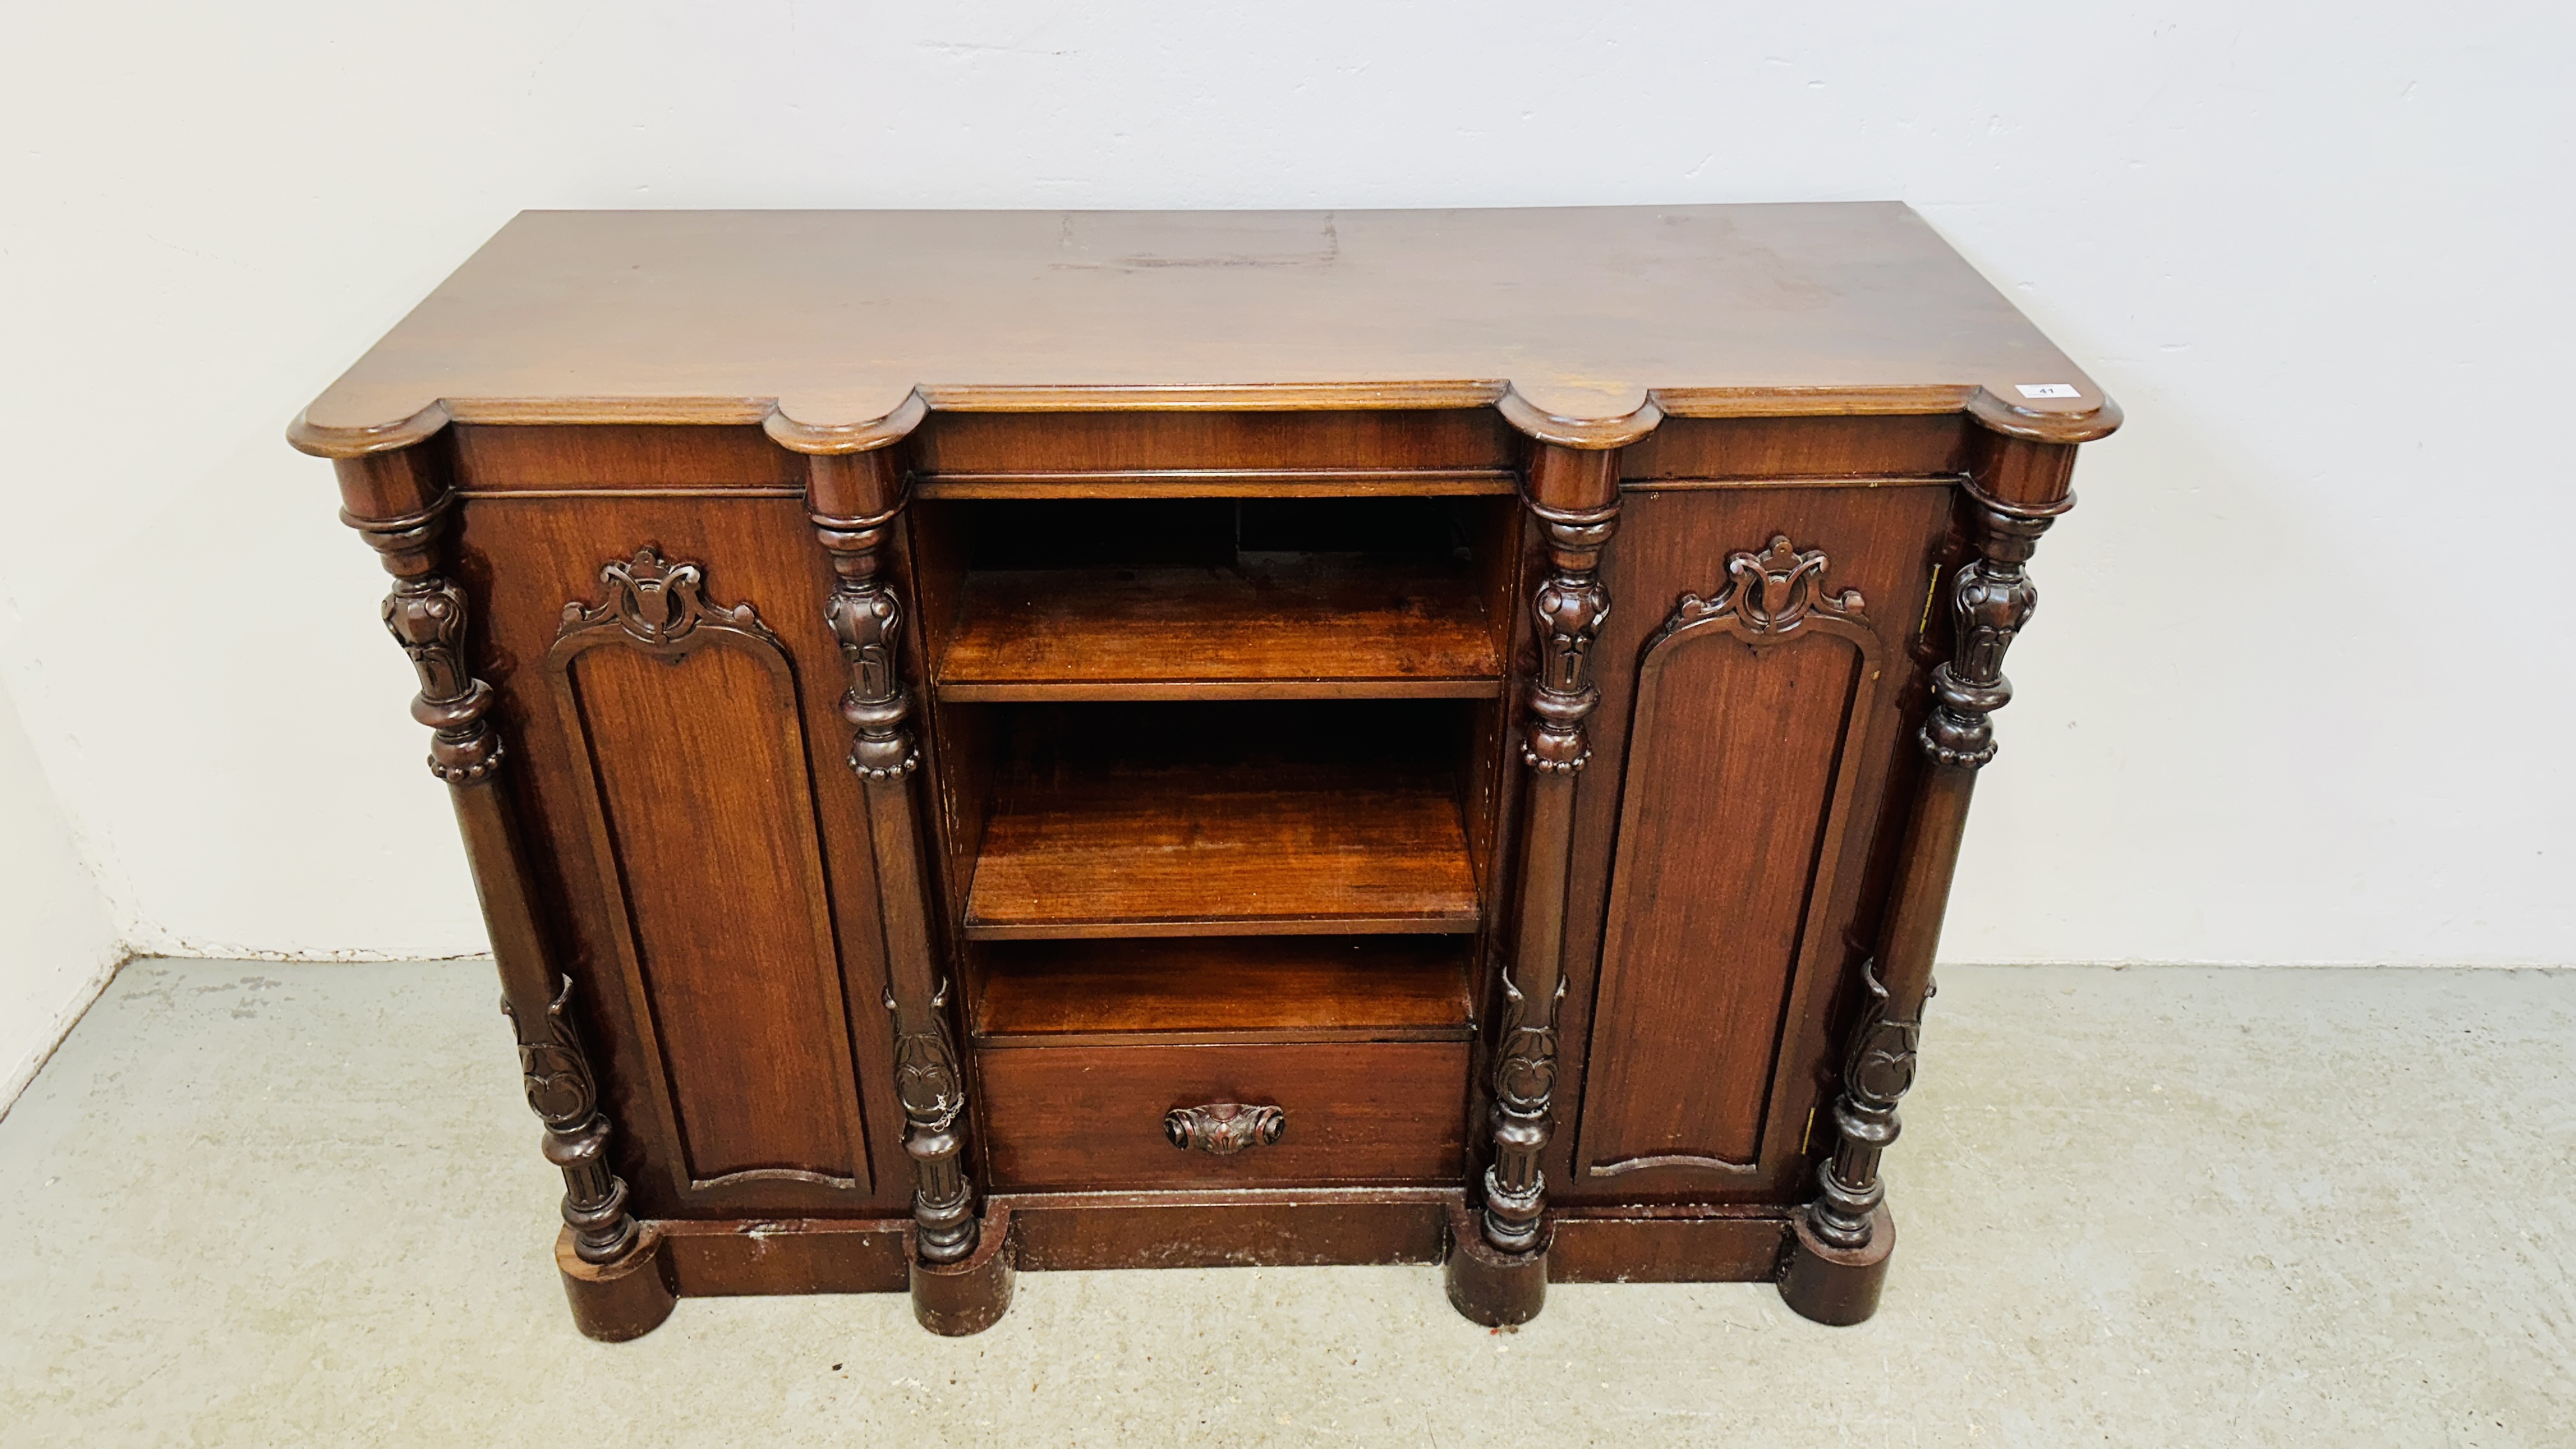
[[1165, 1103, 1286, 1155]]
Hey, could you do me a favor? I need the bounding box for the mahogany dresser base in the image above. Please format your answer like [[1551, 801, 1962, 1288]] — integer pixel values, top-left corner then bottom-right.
[[558, 1199, 1825, 1340], [290, 205, 2117, 1344]]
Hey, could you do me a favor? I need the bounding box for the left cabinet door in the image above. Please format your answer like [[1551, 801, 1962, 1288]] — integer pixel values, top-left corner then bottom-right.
[[462, 493, 905, 1218]]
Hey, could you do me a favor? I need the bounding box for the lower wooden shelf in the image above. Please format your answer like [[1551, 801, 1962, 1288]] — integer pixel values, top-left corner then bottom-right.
[[972, 937, 1474, 1047], [960, 727, 1481, 939]]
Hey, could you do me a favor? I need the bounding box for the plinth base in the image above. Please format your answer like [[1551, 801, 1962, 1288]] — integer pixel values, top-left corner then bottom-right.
[[1441, 1199, 1551, 1327], [1776, 1203, 1894, 1326], [910, 1206, 1016, 1337], [556, 1225, 677, 1342]]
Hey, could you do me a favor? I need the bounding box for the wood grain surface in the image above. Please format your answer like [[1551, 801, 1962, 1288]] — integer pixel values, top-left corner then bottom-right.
[[1000, 1189, 1455, 1271], [908, 407, 1517, 477], [1551, 482, 1956, 1207], [1578, 620, 1872, 1174], [972, 936, 1473, 1046], [963, 756, 1478, 937], [558, 643, 870, 1189], [452, 493, 910, 1218], [976, 1041, 1469, 1189], [937, 558, 1503, 700], [288, 204, 2117, 456]]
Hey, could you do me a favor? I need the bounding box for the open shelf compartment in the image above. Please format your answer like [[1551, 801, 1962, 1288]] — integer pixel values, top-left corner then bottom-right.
[[972, 936, 1475, 1048], [954, 700, 1485, 940], [916, 494, 1519, 703]]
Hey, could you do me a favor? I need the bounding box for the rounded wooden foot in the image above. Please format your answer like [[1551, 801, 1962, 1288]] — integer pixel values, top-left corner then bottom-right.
[[910, 1206, 1015, 1337], [1443, 1199, 1549, 1327], [556, 1224, 677, 1342], [1777, 1204, 1894, 1326]]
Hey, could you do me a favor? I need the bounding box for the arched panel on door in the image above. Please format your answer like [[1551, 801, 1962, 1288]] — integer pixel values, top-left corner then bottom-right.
[[547, 546, 874, 1193], [1575, 537, 1882, 1182]]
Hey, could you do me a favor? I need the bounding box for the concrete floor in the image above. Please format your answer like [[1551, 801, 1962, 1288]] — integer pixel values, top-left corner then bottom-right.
[[1, 960, 2570, 1446]]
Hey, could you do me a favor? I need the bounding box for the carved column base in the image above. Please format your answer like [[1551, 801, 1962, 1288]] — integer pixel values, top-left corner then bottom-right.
[[1777, 1202, 1895, 1326], [1443, 1198, 1550, 1327], [909, 1205, 1015, 1337], [555, 1223, 677, 1342]]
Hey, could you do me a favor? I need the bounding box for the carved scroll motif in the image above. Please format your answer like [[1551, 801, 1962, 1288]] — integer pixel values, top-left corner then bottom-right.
[[1165, 1103, 1288, 1156], [1655, 535, 1868, 644], [1808, 963, 1926, 1250], [556, 546, 785, 658], [504, 980, 641, 1264]]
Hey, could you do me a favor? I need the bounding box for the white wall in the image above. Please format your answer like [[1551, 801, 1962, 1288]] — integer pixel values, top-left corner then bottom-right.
[[1, 3, 2568, 979], [0, 675, 121, 1110]]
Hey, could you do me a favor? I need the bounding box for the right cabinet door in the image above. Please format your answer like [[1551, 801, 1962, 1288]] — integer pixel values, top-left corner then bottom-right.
[[1568, 482, 1953, 1200]]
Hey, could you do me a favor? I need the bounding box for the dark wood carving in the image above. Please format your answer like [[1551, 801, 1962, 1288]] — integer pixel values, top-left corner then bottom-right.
[[1804, 479, 2064, 1257], [1656, 534, 1866, 642], [555, 546, 781, 655], [1165, 1103, 1288, 1155], [1479, 446, 1619, 1259], [1521, 544, 1611, 776], [886, 972, 972, 1261], [1809, 963, 1922, 1248], [1484, 962, 1561, 1230], [369, 517, 643, 1266], [1577, 535, 1881, 1180], [1920, 494, 2050, 769], [548, 544, 871, 1192], [383, 570, 503, 785], [813, 475, 981, 1265], [503, 979, 640, 1262], [824, 540, 922, 783]]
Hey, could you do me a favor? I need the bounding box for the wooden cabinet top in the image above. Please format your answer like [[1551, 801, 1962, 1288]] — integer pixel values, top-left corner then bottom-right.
[[289, 203, 2117, 458]]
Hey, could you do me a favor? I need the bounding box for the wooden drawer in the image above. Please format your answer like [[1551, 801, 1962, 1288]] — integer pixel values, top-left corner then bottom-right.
[[976, 1041, 1469, 1190]]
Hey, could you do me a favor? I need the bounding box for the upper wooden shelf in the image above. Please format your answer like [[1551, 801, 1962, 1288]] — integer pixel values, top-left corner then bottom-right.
[[287, 204, 2119, 458], [937, 558, 1503, 702]]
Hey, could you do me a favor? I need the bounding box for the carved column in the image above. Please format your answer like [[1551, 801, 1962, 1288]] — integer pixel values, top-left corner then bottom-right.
[[1448, 442, 1619, 1327], [808, 453, 974, 1264], [1781, 466, 2069, 1325], [1483, 498, 1614, 1252], [1805, 962, 1922, 1252], [332, 444, 671, 1342], [800, 446, 1015, 1342], [501, 980, 634, 1261]]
